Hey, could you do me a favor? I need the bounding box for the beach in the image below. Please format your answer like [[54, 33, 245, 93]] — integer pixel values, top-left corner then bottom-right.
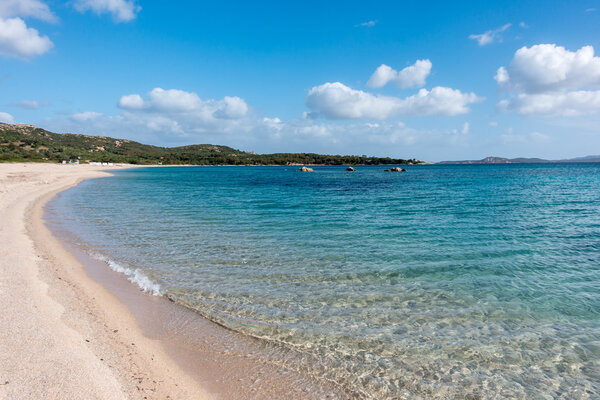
[[2, 162, 599, 399], [0, 163, 213, 400]]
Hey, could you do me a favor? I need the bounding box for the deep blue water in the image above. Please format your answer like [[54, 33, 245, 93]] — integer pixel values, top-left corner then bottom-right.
[[47, 164, 600, 399]]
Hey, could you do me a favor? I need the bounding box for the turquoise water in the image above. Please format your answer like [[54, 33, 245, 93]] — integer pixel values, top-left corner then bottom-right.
[[48, 164, 600, 399]]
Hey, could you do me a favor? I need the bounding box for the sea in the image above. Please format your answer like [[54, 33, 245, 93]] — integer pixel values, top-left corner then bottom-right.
[[46, 164, 600, 399]]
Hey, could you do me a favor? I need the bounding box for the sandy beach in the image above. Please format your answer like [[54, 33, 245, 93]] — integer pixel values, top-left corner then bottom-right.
[[0, 163, 213, 400]]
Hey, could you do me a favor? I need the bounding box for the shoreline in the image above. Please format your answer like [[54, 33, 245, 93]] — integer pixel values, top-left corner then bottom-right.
[[0, 163, 213, 400], [0, 163, 345, 400]]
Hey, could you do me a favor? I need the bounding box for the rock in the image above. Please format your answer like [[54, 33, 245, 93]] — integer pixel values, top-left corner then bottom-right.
[[300, 166, 314, 172], [346, 166, 356, 171], [385, 167, 406, 172]]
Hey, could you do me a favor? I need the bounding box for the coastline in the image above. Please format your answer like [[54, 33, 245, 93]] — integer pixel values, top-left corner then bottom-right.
[[0, 162, 345, 400], [0, 163, 213, 400]]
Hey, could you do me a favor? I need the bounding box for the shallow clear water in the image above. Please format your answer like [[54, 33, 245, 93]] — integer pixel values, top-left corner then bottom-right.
[[47, 164, 600, 399]]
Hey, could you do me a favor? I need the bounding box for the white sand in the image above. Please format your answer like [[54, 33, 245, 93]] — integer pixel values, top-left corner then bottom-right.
[[0, 163, 213, 400]]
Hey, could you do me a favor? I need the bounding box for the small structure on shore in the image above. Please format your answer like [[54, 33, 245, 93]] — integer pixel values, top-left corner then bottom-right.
[[300, 166, 314, 172], [346, 166, 356, 172], [385, 167, 406, 172]]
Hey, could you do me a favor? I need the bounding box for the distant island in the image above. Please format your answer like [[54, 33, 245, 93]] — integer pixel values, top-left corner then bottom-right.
[[438, 155, 600, 164], [0, 123, 422, 166]]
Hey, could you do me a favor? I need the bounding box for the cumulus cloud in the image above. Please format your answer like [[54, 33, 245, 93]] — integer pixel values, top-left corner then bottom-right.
[[118, 94, 144, 109], [46, 87, 255, 144], [118, 88, 250, 120], [0, 112, 15, 123], [0, 0, 57, 22], [496, 44, 600, 116], [367, 59, 432, 89], [73, 0, 141, 22], [0, 17, 53, 59], [496, 44, 600, 93], [306, 82, 482, 120], [469, 23, 511, 46]]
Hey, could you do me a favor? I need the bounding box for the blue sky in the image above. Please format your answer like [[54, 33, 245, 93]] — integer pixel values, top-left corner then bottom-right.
[[1, 0, 599, 161]]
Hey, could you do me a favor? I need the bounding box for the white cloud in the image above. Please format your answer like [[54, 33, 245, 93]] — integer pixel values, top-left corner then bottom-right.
[[118, 94, 144, 109], [0, 112, 15, 123], [52, 87, 254, 145], [306, 82, 400, 120], [306, 82, 482, 120], [496, 44, 600, 93], [489, 121, 498, 127], [118, 88, 250, 120], [498, 91, 600, 116], [215, 96, 249, 119], [0, 0, 56, 22], [496, 44, 600, 116], [0, 17, 53, 59], [494, 66, 509, 85], [469, 23, 511, 46], [73, 0, 141, 22], [41, 91, 473, 159], [258, 117, 472, 150], [519, 21, 528, 28], [585, 8, 596, 12], [356, 20, 378, 28], [367, 59, 432, 89]]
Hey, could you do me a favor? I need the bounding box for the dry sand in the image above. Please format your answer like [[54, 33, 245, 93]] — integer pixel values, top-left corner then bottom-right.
[[0, 163, 213, 400]]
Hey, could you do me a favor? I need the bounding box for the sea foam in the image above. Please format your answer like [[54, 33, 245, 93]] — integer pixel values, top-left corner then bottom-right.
[[91, 252, 162, 296]]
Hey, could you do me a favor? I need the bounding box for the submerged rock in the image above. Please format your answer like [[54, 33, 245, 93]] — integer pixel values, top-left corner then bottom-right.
[[346, 166, 356, 172], [385, 167, 406, 172], [300, 166, 314, 172]]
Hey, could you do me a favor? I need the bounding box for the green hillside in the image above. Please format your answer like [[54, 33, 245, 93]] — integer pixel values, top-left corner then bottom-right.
[[0, 123, 421, 165]]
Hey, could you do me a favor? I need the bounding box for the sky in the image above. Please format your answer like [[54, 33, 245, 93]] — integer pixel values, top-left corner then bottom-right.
[[0, 0, 599, 161]]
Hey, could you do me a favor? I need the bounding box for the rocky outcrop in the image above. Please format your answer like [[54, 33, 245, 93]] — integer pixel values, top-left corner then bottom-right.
[[300, 166, 314, 172], [385, 167, 406, 172]]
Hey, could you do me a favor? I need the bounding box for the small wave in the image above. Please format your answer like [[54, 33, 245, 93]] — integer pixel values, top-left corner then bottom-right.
[[90, 252, 162, 296]]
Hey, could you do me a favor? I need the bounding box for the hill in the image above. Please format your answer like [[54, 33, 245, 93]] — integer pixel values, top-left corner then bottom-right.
[[0, 123, 421, 165], [438, 155, 600, 164]]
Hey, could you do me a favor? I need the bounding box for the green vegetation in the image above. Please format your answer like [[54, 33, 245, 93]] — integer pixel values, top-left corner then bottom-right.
[[0, 123, 421, 165]]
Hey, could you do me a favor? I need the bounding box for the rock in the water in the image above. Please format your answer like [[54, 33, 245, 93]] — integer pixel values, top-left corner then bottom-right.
[[346, 166, 356, 172], [384, 167, 406, 172], [300, 166, 314, 172]]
